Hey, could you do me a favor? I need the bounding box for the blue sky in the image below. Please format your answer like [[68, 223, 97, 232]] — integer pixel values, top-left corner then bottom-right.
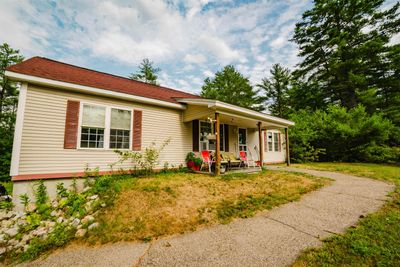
[[1, 0, 398, 94]]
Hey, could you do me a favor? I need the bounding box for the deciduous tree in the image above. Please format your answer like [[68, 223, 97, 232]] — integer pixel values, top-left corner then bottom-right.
[[201, 65, 264, 111]]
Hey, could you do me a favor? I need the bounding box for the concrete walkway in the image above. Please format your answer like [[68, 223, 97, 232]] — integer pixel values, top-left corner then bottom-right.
[[20, 167, 394, 267]]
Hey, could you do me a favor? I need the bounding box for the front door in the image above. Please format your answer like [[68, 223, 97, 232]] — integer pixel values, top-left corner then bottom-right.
[[238, 128, 247, 153]]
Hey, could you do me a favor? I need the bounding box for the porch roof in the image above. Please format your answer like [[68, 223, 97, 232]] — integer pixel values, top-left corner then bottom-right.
[[177, 98, 295, 129]]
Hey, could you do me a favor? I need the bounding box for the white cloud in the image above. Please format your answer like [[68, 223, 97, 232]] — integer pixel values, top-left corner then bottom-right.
[[184, 53, 207, 64], [0, 0, 311, 93], [198, 35, 245, 64], [203, 70, 215, 78]]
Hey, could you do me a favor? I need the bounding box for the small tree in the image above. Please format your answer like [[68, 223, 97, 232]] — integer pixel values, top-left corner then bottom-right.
[[129, 58, 160, 85], [201, 65, 264, 111], [258, 64, 291, 118]]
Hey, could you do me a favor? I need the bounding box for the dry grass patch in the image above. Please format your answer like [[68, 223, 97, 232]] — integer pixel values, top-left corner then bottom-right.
[[85, 170, 329, 244]]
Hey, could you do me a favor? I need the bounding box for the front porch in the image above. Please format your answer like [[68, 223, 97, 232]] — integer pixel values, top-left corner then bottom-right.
[[194, 166, 262, 176], [177, 98, 295, 175]]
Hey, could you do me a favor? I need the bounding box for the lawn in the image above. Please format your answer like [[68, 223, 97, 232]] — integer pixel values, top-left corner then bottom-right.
[[83, 170, 329, 244], [292, 162, 400, 267]]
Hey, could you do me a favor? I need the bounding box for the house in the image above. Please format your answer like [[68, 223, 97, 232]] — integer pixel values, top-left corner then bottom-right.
[[5, 57, 294, 210]]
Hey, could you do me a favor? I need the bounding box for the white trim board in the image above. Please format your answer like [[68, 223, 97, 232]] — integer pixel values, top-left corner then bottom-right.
[[5, 71, 186, 110], [10, 83, 28, 176]]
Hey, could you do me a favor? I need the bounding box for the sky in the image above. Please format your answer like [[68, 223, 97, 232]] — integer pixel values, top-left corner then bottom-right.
[[0, 0, 398, 94]]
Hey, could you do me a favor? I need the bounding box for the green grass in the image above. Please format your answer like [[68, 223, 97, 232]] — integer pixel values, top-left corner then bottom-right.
[[292, 162, 400, 267]]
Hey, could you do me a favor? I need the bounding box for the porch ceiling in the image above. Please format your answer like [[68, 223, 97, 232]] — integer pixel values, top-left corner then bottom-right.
[[178, 99, 294, 129]]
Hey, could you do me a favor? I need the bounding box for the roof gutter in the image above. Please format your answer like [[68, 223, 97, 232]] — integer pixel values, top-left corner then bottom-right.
[[5, 71, 186, 110]]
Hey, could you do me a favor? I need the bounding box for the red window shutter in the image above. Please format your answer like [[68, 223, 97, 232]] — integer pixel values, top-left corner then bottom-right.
[[64, 100, 80, 149], [192, 120, 199, 152], [132, 110, 142, 151]]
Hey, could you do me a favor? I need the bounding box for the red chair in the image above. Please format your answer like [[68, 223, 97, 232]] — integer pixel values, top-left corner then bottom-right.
[[200, 151, 214, 173], [239, 151, 248, 168]]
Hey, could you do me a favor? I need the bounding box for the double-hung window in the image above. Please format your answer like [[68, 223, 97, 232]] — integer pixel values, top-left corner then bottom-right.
[[273, 132, 280, 152], [199, 121, 225, 151], [80, 104, 132, 149], [266, 131, 281, 152], [80, 104, 106, 148], [110, 108, 131, 149]]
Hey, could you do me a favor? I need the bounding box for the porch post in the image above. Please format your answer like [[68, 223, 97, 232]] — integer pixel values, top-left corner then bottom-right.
[[285, 127, 290, 166], [215, 112, 221, 175], [257, 122, 263, 167]]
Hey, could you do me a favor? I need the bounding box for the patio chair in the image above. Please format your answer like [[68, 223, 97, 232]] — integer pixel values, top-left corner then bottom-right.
[[253, 145, 262, 167], [247, 149, 258, 168], [239, 151, 249, 168], [225, 152, 241, 169], [200, 150, 214, 173]]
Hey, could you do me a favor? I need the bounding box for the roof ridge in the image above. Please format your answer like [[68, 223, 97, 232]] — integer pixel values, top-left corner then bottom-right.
[[32, 56, 199, 97]]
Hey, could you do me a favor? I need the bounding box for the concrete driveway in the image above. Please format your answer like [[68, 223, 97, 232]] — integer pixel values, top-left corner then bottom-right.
[[20, 167, 394, 267]]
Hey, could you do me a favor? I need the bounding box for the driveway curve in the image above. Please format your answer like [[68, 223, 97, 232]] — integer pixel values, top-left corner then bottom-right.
[[19, 167, 394, 267]]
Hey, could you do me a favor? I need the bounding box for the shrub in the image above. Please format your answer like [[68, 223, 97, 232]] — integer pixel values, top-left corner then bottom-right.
[[56, 183, 68, 199], [358, 145, 400, 163], [19, 194, 30, 207], [112, 138, 171, 173], [34, 180, 48, 206], [289, 105, 396, 163]]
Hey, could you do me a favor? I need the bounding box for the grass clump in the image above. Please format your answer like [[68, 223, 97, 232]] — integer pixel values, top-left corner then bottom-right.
[[292, 162, 400, 267]]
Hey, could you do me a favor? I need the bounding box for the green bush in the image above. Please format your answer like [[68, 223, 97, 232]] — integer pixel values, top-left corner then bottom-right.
[[289, 105, 397, 163], [111, 138, 171, 174], [358, 145, 400, 163]]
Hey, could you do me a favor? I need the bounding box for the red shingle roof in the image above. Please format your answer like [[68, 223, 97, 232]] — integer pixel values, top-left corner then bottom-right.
[[7, 57, 201, 104]]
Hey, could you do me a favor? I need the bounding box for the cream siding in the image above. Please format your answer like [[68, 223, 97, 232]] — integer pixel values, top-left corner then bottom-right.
[[182, 105, 213, 122], [18, 85, 192, 175]]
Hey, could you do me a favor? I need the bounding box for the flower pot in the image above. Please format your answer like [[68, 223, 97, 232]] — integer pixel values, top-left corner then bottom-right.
[[220, 166, 226, 174], [187, 161, 195, 169], [194, 165, 201, 171]]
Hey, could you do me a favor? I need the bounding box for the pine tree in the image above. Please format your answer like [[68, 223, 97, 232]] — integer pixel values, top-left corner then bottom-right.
[[129, 58, 160, 85], [292, 0, 400, 112], [258, 64, 291, 118], [0, 43, 24, 181]]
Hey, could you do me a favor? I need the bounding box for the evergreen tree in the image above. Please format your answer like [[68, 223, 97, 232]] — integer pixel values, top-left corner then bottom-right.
[[129, 58, 160, 85], [0, 43, 24, 181], [258, 64, 291, 118], [292, 0, 400, 112], [1, 43, 24, 116], [201, 65, 264, 111]]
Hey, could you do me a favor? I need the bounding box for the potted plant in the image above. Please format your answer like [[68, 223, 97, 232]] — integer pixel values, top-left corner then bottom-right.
[[193, 157, 203, 171], [185, 152, 195, 169], [185, 152, 203, 171]]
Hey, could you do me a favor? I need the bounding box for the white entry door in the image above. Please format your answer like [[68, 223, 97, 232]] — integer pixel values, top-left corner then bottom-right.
[[238, 128, 247, 153]]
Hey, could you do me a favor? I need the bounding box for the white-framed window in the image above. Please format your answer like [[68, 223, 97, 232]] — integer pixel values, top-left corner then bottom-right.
[[199, 121, 225, 151], [273, 132, 281, 152], [267, 132, 273, 151], [80, 104, 106, 148], [266, 131, 281, 152], [238, 128, 247, 152], [79, 103, 132, 150], [110, 108, 131, 149]]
